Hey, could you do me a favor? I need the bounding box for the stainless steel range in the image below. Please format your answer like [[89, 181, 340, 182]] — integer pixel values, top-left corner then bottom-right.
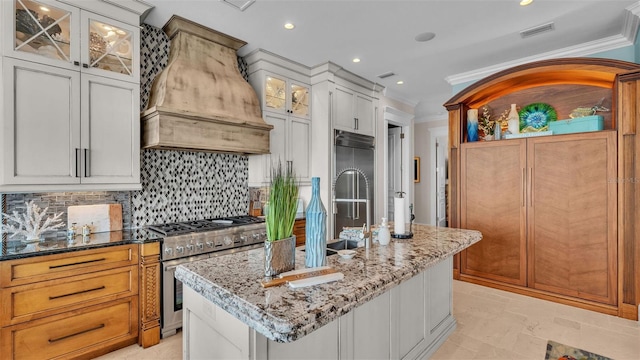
[[148, 215, 266, 338]]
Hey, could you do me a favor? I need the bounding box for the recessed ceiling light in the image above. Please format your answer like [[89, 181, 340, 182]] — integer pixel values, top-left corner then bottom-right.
[[520, 0, 533, 6], [284, 23, 295, 30], [352, 58, 361, 63], [39, 6, 49, 12], [415, 32, 436, 42], [397, 80, 404, 85]]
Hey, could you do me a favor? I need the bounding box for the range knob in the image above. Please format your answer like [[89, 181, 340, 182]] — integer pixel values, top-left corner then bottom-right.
[[186, 244, 194, 251], [240, 235, 247, 243], [206, 241, 214, 248], [223, 236, 233, 246], [165, 248, 173, 256], [175, 246, 185, 254], [196, 243, 204, 250]]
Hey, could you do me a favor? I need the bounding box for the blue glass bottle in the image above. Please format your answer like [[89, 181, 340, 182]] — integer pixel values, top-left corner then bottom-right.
[[305, 177, 327, 267]]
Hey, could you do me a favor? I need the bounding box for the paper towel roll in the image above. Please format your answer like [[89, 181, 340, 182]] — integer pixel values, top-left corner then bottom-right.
[[394, 197, 406, 234]]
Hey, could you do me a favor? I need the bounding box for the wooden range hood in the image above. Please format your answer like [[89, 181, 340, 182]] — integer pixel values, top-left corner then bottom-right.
[[141, 16, 272, 154]]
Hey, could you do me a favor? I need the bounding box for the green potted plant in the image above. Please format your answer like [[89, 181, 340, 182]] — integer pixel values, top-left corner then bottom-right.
[[264, 161, 299, 277]]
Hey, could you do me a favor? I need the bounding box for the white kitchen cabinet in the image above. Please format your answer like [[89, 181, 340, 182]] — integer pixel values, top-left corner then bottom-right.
[[333, 84, 375, 137], [3, 0, 140, 82], [246, 50, 312, 185], [0, 0, 147, 191], [251, 111, 310, 185], [182, 257, 455, 360]]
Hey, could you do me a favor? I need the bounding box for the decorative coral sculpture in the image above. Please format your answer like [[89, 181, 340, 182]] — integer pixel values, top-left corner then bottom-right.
[[1, 201, 65, 242]]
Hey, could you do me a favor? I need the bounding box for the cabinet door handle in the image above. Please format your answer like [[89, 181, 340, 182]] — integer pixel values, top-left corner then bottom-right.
[[529, 167, 534, 206], [82, 63, 89, 68], [354, 117, 358, 130], [75, 148, 80, 177], [48, 323, 105, 343], [287, 160, 292, 174], [49, 257, 106, 269], [522, 168, 525, 207], [84, 148, 90, 177], [49, 285, 106, 300], [73, 61, 80, 66]]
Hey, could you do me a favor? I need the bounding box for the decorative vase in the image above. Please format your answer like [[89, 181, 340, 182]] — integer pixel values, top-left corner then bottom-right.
[[466, 109, 479, 142], [264, 236, 296, 277], [494, 121, 502, 140], [305, 177, 327, 268], [507, 104, 520, 134], [378, 217, 391, 246]]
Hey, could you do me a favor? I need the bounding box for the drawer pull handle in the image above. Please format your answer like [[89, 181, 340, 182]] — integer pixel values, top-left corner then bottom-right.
[[49, 285, 106, 300], [49, 257, 106, 269], [48, 323, 105, 343]]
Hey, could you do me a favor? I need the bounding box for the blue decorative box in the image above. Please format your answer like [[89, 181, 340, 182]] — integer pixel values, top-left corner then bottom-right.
[[549, 115, 604, 135]]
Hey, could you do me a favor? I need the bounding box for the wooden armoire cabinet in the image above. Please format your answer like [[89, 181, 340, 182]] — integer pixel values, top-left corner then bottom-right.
[[445, 58, 640, 320]]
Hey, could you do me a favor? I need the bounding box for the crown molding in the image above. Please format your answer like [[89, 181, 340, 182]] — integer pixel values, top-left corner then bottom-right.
[[623, 1, 640, 43]]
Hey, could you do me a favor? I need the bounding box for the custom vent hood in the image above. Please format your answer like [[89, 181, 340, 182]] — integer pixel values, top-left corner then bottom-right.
[[141, 16, 272, 154]]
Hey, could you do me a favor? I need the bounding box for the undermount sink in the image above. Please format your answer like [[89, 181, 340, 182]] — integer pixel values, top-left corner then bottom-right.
[[326, 239, 359, 251], [302, 239, 360, 256]]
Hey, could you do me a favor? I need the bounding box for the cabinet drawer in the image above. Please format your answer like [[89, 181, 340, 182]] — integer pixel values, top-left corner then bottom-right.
[[0, 244, 138, 287], [1, 266, 137, 326], [1, 297, 138, 360]]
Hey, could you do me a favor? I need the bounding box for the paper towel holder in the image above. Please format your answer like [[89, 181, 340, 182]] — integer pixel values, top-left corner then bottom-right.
[[391, 195, 414, 239]]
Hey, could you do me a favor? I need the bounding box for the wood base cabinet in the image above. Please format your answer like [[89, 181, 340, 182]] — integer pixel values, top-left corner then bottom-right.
[[460, 131, 617, 307], [0, 245, 140, 359]]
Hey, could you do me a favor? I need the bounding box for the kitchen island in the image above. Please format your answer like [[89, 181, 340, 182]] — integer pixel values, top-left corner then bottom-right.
[[175, 224, 481, 359]]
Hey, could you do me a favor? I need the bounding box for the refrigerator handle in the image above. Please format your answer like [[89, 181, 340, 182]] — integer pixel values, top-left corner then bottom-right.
[[354, 174, 360, 220]]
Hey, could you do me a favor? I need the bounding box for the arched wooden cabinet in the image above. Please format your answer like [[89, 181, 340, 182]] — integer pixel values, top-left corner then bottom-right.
[[444, 58, 640, 320]]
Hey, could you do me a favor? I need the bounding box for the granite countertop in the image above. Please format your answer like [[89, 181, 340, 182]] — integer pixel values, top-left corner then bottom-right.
[[0, 228, 161, 261], [175, 224, 482, 343]]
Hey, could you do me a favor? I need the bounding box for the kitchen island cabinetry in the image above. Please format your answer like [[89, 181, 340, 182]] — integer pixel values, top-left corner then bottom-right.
[[176, 225, 481, 359], [0, 0, 149, 192], [246, 50, 311, 185], [0, 244, 140, 359], [445, 57, 640, 319]]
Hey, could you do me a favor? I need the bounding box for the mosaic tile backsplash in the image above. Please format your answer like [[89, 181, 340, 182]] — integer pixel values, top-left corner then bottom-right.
[[2, 22, 252, 233]]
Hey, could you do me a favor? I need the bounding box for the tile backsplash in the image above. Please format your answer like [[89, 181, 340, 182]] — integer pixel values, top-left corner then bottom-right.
[[1, 23, 252, 238]]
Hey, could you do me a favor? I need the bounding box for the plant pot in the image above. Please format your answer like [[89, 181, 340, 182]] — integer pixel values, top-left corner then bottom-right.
[[264, 236, 296, 277]]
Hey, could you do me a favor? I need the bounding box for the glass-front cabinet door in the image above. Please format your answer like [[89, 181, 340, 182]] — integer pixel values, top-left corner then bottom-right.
[[81, 12, 139, 82], [290, 82, 310, 119], [5, 0, 78, 68], [265, 75, 287, 112]]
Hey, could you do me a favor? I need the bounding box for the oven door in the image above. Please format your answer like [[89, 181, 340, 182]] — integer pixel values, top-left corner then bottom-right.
[[162, 253, 210, 338]]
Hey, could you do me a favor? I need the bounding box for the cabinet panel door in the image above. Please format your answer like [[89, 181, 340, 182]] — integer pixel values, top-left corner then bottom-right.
[[528, 132, 617, 305], [289, 117, 310, 181], [81, 74, 139, 184], [334, 86, 355, 131], [460, 140, 527, 286], [263, 111, 287, 174], [2, 58, 80, 184], [355, 93, 374, 136]]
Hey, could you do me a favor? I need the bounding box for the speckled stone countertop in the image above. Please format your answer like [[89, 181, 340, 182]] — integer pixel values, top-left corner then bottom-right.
[[175, 224, 482, 343], [0, 229, 161, 261]]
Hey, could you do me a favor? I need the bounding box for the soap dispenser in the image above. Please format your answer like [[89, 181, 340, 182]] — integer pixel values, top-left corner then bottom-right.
[[378, 217, 391, 246]]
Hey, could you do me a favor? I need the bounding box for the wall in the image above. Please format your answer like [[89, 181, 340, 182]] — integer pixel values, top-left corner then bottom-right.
[[2, 24, 251, 238]]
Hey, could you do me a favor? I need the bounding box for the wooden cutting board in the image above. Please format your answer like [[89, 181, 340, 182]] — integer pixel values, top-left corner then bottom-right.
[[260, 268, 338, 288], [67, 204, 123, 233]]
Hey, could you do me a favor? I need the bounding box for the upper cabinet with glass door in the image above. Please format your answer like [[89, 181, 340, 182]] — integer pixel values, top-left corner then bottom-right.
[[264, 74, 310, 119], [4, 0, 139, 82]]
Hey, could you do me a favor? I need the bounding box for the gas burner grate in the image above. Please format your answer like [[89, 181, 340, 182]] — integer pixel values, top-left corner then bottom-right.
[[147, 215, 264, 236]]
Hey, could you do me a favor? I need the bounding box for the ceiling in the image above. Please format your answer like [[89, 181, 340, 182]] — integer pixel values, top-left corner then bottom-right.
[[143, 0, 639, 122]]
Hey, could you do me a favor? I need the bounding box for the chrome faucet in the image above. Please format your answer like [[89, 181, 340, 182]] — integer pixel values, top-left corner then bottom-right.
[[332, 168, 372, 249]]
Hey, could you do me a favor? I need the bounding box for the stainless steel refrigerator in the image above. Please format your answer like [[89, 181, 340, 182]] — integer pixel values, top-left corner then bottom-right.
[[333, 130, 375, 238]]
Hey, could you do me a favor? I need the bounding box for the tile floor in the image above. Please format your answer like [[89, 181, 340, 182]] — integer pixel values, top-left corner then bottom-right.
[[96, 280, 640, 359]]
